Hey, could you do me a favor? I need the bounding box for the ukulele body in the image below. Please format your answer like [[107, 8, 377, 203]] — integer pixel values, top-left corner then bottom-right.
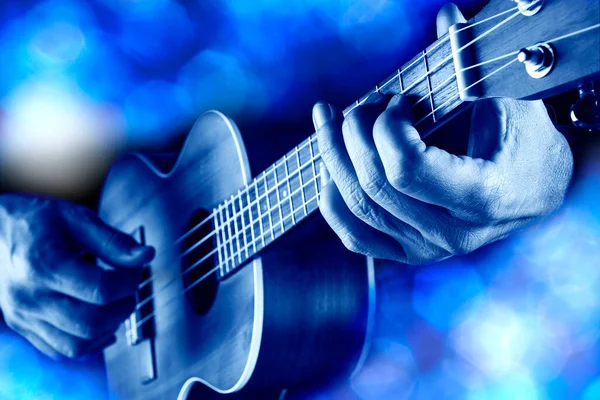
[[99, 110, 375, 400]]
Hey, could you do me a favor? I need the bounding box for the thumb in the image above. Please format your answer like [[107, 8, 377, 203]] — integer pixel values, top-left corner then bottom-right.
[[60, 204, 155, 268], [436, 3, 467, 39], [468, 98, 506, 160]]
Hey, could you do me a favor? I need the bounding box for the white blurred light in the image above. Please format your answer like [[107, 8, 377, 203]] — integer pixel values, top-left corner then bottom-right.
[[351, 339, 417, 400], [178, 49, 267, 122], [0, 78, 124, 197], [28, 21, 86, 65], [451, 300, 536, 378]]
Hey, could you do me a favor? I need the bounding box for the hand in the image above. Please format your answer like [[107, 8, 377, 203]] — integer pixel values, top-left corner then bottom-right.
[[312, 4, 574, 265], [0, 194, 155, 359]]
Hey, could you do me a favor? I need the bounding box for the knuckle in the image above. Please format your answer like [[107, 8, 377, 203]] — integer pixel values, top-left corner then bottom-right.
[[387, 158, 418, 193], [340, 232, 367, 256], [359, 174, 388, 201], [3, 284, 32, 310], [448, 230, 481, 256], [347, 185, 374, 222]]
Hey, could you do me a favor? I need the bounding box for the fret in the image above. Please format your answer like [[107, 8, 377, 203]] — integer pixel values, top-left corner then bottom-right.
[[237, 194, 249, 260], [398, 68, 404, 93], [245, 184, 256, 255], [273, 164, 285, 234], [309, 136, 320, 203], [254, 179, 265, 249], [423, 50, 436, 123], [226, 199, 237, 272], [222, 202, 232, 273], [287, 151, 305, 222], [263, 173, 275, 242], [267, 169, 281, 233], [274, 161, 291, 231], [298, 139, 316, 204], [215, 204, 225, 277], [233, 197, 244, 267], [232, 194, 243, 265], [283, 154, 295, 225], [295, 146, 308, 217]]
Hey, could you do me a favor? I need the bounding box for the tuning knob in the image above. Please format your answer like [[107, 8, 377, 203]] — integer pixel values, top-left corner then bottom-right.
[[513, 0, 545, 16], [518, 43, 555, 79], [570, 82, 600, 130]]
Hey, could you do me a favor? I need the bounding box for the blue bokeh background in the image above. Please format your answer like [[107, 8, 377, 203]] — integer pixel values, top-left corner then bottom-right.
[[0, 0, 598, 399]]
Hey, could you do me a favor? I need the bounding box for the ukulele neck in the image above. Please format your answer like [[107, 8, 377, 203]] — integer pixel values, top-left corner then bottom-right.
[[213, 33, 468, 278]]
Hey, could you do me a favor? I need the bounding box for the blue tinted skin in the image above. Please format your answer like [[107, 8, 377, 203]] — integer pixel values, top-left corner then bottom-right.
[[0, 194, 155, 360], [313, 4, 574, 265]]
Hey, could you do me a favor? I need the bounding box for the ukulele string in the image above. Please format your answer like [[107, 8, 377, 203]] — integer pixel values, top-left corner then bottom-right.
[[177, 20, 600, 290], [182, 18, 599, 267], [135, 153, 324, 310], [417, 22, 600, 132], [142, 18, 600, 285], [134, 4, 523, 291], [369, 5, 520, 95], [139, 6, 527, 294], [344, 8, 522, 114], [132, 45, 547, 330], [132, 20, 600, 324], [134, 172, 325, 325], [136, 135, 320, 291]]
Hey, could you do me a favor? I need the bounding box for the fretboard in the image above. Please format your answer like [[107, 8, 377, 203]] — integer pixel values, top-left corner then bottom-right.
[[213, 34, 464, 278]]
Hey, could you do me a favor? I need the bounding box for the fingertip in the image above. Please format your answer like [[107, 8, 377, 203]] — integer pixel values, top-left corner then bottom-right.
[[386, 94, 411, 113], [127, 245, 155, 264], [319, 162, 331, 187], [312, 101, 334, 131]]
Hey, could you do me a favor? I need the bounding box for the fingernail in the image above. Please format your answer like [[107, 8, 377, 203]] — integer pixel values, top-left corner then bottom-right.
[[320, 162, 331, 187], [312, 102, 333, 131], [387, 94, 403, 108], [364, 91, 387, 105], [130, 245, 155, 260]]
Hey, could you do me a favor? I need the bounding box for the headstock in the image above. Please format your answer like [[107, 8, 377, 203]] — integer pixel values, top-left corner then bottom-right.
[[466, 0, 600, 100]]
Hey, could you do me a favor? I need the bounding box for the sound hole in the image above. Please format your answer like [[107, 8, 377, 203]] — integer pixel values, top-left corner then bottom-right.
[[181, 209, 219, 315]]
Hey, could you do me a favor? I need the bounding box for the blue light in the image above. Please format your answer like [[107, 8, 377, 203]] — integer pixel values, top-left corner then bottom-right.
[[178, 49, 267, 122], [123, 79, 193, 144], [582, 378, 600, 400], [412, 263, 484, 330], [0, 328, 106, 400], [117, 1, 195, 68]]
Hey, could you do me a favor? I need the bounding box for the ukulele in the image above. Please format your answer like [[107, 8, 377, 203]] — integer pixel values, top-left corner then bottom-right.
[[101, 0, 600, 398]]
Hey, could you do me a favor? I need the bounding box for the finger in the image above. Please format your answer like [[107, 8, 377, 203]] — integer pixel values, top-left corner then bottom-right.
[[5, 320, 63, 360], [319, 176, 407, 262], [340, 95, 452, 237], [78, 335, 118, 361], [37, 293, 135, 339], [47, 253, 141, 305], [436, 3, 466, 38], [313, 101, 411, 238], [373, 95, 498, 216], [30, 319, 109, 359], [59, 203, 155, 268]]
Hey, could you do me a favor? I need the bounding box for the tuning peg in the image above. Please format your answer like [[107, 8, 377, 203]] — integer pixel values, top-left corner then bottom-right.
[[570, 82, 600, 130], [518, 43, 555, 79], [513, 0, 544, 16]]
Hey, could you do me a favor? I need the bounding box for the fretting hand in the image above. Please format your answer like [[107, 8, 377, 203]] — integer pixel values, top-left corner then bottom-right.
[[312, 4, 574, 265], [0, 194, 154, 359]]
